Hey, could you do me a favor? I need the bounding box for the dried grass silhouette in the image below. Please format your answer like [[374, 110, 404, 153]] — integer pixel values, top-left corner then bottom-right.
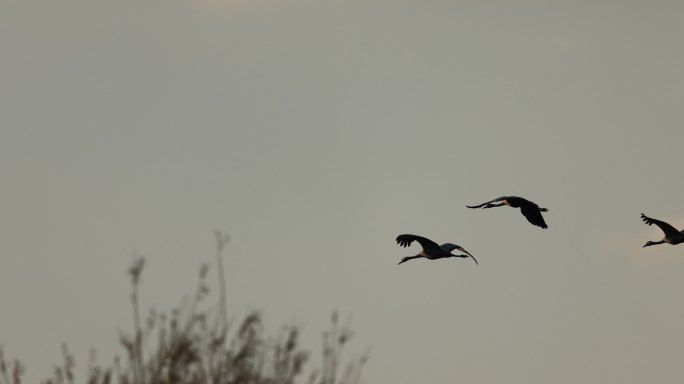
[[0, 231, 367, 384]]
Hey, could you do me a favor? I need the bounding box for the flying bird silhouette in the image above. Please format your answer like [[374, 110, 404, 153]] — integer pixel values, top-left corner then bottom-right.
[[467, 196, 549, 229], [395, 234, 478, 265], [640, 213, 684, 247]]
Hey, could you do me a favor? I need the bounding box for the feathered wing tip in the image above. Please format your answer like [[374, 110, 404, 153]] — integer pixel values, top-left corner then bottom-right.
[[396, 234, 413, 248], [641, 213, 665, 228], [639, 213, 680, 238], [520, 205, 548, 229], [396, 234, 441, 252], [641, 213, 652, 225]]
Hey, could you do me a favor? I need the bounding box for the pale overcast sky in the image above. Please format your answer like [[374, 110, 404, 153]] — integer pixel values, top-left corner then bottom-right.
[[2, 1, 684, 383]]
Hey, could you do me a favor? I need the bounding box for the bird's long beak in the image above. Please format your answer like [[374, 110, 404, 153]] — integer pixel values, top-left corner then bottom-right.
[[457, 246, 473, 258], [457, 246, 478, 265]]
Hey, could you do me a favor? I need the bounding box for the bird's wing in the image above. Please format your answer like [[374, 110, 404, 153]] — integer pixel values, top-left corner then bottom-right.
[[520, 204, 548, 229], [396, 234, 441, 252], [466, 196, 508, 209], [641, 213, 679, 238]]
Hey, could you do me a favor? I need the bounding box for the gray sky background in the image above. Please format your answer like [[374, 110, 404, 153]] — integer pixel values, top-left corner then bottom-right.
[[2, 1, 684, 383]]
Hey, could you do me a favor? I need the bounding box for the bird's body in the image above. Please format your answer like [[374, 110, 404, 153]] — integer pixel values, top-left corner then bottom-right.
[[467, 196, 549, 229], [641, 213, 684, 247], [396, 234, 478, 265]]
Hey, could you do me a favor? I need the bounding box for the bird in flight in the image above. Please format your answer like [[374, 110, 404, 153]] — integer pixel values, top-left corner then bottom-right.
[[640, 213, 684, 247], [395, 234, 478, 265], [467, 196, 549, 229]]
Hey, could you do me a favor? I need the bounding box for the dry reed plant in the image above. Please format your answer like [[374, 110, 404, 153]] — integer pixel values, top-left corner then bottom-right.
[[0, 231, 367, 384]]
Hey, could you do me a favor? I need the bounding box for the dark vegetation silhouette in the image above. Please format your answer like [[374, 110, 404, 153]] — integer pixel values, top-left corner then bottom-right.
[[467, 196, 549, 229], [0, 231, 367, 384]]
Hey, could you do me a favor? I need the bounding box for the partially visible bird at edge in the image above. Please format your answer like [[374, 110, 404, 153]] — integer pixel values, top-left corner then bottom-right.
[[641, 213, 684, 247], [395, 234, 478, 266], [467, 196, 549, 229]]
